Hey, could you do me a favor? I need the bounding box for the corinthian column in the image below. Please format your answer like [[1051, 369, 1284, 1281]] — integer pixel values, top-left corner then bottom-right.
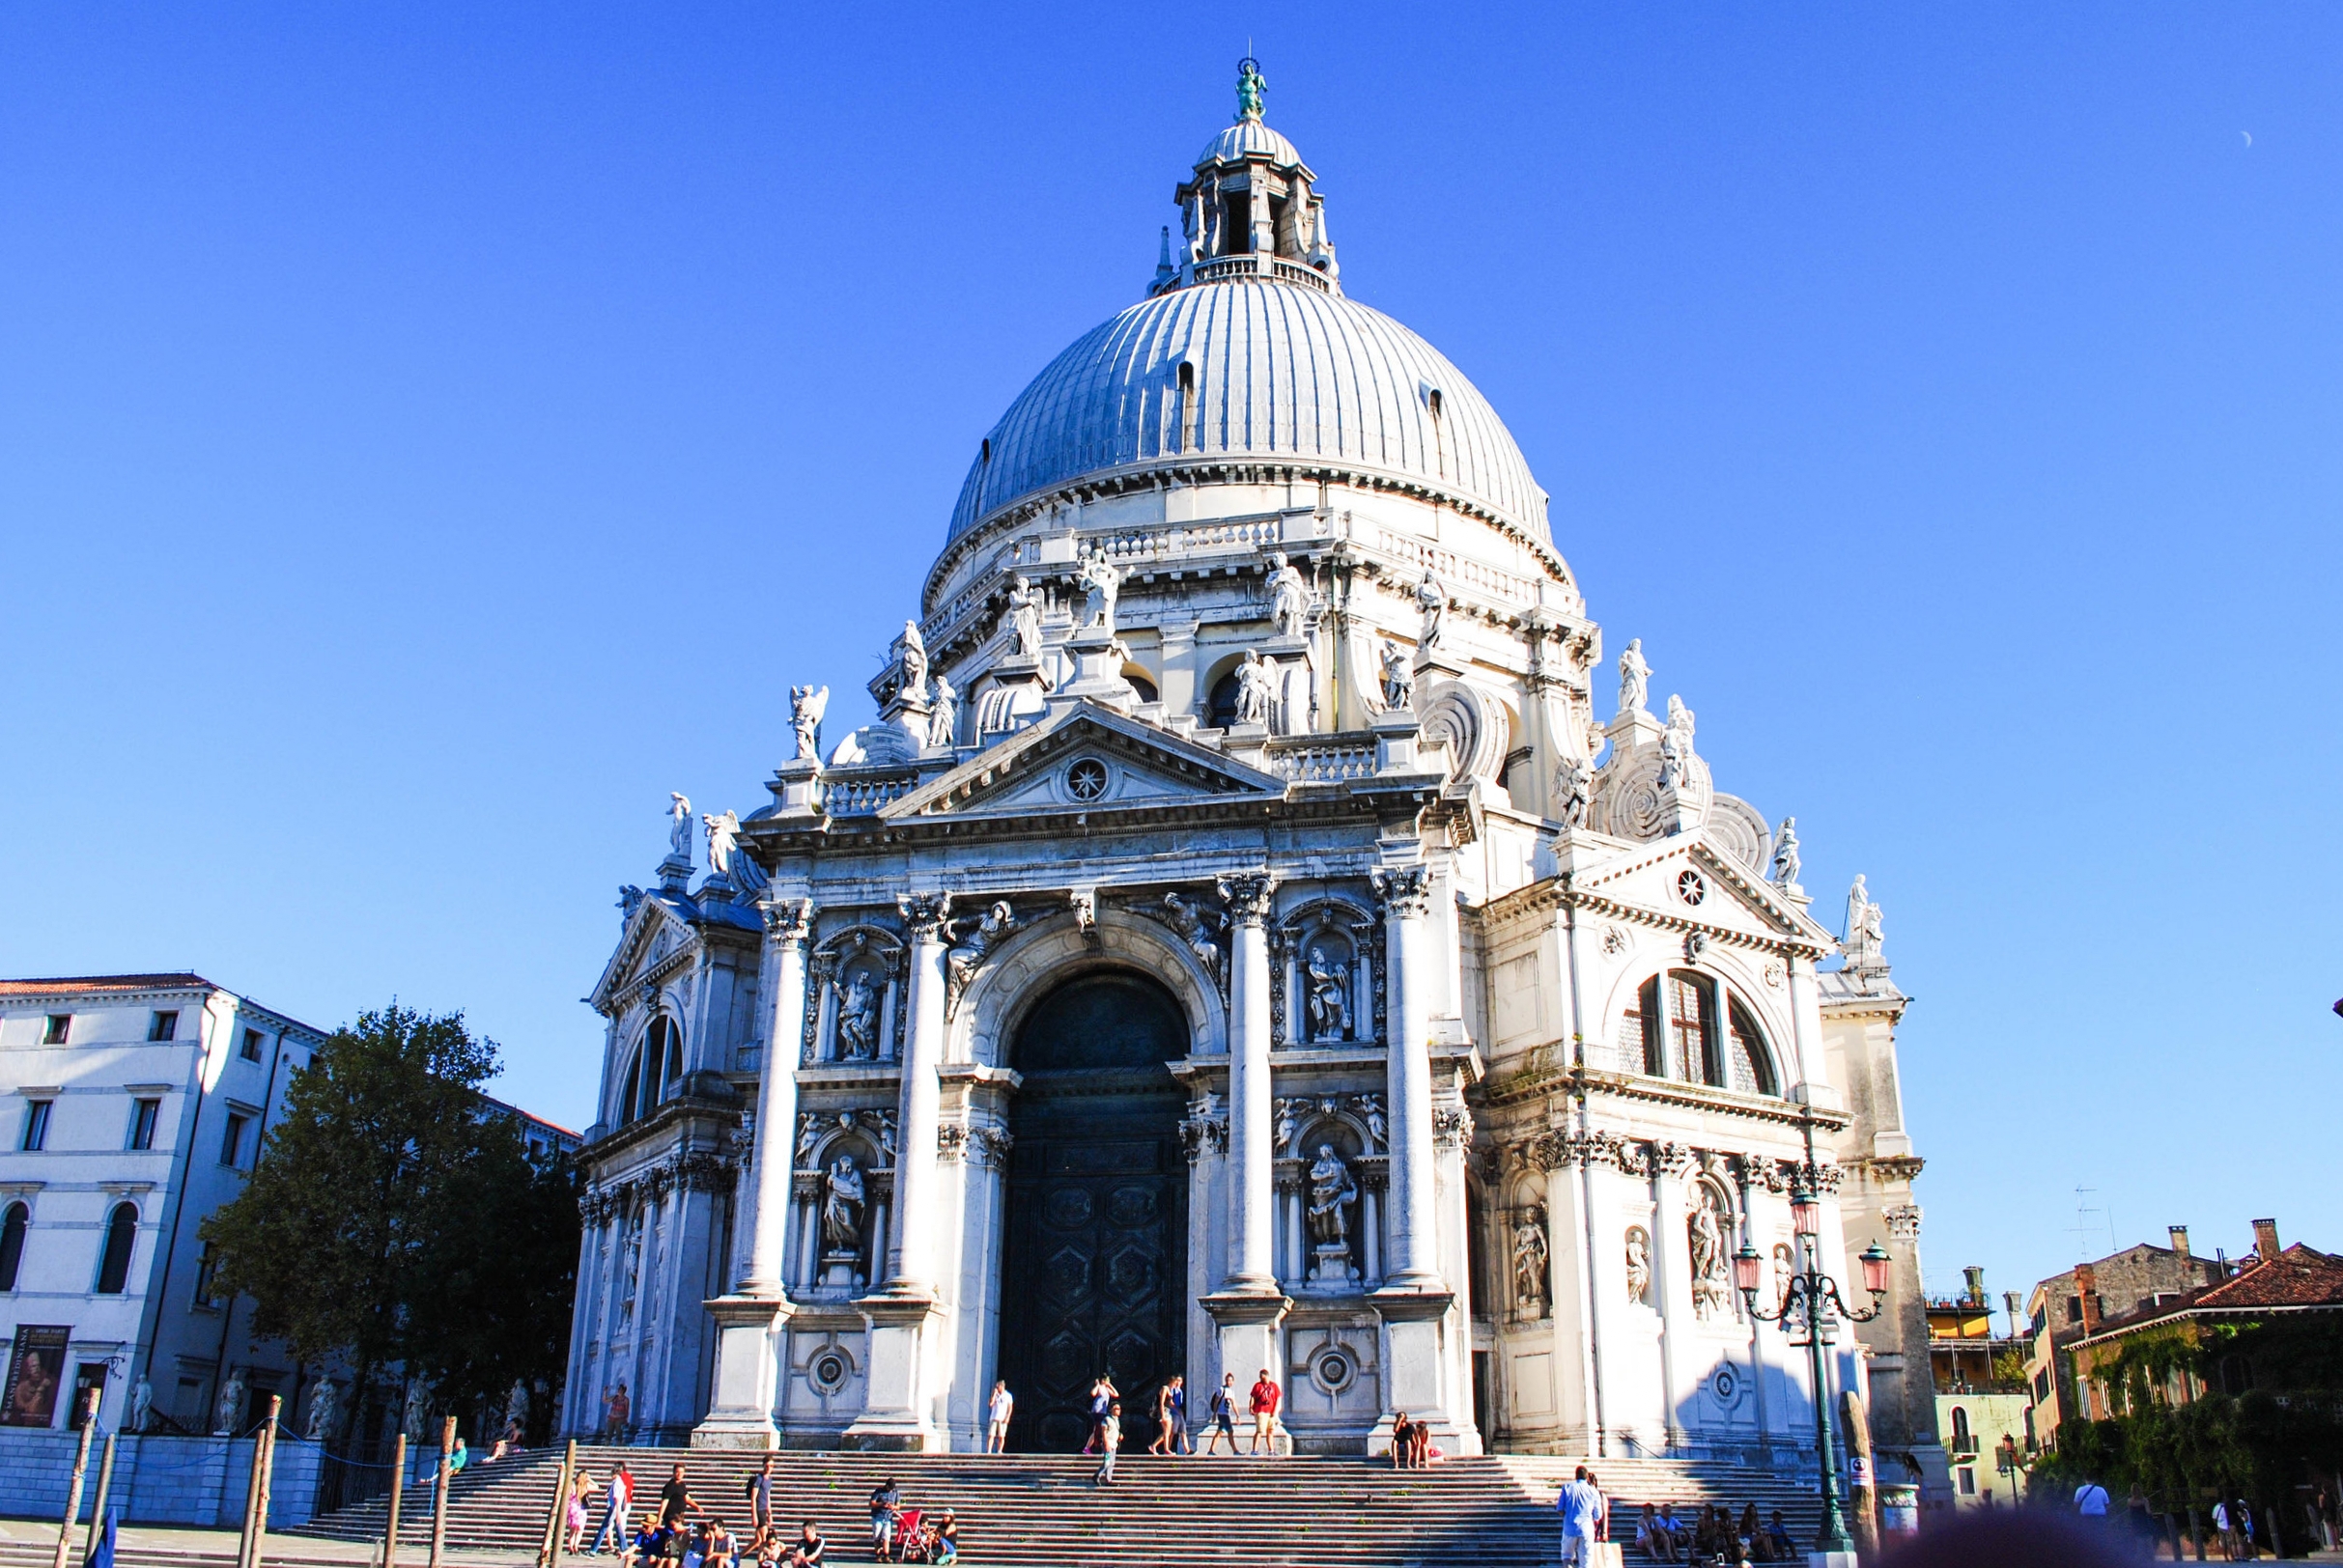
[[886, 892, 952, 1294], [1374, 864, 1440, 1290], [740, 897, 812, 1295], [1219, 872, 1277, 1291]]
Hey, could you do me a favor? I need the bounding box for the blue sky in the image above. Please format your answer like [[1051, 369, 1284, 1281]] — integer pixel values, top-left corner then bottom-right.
[[3, 4, 2337, 1307]]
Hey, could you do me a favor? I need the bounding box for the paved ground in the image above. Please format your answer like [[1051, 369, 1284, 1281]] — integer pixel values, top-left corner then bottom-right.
[[0, 1519, 532, 1567]]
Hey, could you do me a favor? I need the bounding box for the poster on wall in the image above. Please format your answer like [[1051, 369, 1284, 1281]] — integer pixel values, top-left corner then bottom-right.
[[2, 1325, 70, 1426]]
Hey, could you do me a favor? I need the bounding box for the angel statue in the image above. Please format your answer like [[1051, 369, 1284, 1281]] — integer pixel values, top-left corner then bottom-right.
[[1159, 890, 1223, 981], [1378, 637, 1414, 712], [667, 793, 693, 861], [1077, 550, 1121, 633], [1618, 637, 1651, 715], [1554, 754, 1594, 828], [1770, 817, 1802, 887], [702, 809, 741, 878], [946, 900, 1019, 998], [790, 685, 830, 762]]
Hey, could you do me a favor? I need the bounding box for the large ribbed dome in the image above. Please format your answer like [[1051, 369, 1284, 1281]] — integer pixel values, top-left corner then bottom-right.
[[947, 277, 1550, 545]]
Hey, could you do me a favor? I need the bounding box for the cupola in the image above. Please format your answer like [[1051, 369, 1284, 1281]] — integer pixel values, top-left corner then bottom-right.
[[1155, 58, 1340, 296]]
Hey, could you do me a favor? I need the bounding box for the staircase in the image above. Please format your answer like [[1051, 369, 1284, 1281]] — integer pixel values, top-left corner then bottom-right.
[[283, 1447, 1831, 1567]]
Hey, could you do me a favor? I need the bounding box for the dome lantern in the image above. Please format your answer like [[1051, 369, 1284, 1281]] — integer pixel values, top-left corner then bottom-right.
[[1157, 57, 1339, 297]]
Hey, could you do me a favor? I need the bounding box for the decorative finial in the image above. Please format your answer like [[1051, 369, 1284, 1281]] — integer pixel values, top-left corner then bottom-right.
[[1235, 56, 1265, 122]]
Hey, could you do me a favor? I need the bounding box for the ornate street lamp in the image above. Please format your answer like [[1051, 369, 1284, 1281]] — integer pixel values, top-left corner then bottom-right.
[[1736, 1168, 1892, 1557]]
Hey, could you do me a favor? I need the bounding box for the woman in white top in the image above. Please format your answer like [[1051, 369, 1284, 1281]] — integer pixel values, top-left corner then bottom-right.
[[985, 1381, 1014, 1454]]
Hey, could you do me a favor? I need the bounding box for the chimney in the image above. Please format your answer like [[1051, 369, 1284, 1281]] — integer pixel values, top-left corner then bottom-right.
[[2251, 1218, 2280, 1261], [1962, 1265, 1987, 1305], [2168, 1225, 2190, 1258], [2075, 1264, 2101, 1333]]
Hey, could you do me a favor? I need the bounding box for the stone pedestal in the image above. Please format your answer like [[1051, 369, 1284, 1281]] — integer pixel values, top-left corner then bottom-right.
[[691, 1295, 789, 1448], [819, 1252, 862, 1294], [769, 759, 823, 817], [1202, 1288, 1291, 1447], [1370, 711, 1421, 775], [1368, 1284, 1460, 1454], [1309, 1243, 1358, 1287], [842, 1292, 944, 1451], [1052, 630, 1138, 712]]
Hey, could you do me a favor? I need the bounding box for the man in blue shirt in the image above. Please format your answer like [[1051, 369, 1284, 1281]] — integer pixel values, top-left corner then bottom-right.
[[1557, 1465, 1605, 1567]]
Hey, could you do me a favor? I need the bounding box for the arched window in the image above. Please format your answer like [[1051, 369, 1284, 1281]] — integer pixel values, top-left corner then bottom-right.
[[0, 1202, 26, 1292], [1175, 362, 1197, 453], [621, 1017, 684, 1126], [95, 1202, 137, 1294], [1950, 1405, 1972, 1452], [1638, 971, 1720, 1085], [1726, 997, 1779, 1097]]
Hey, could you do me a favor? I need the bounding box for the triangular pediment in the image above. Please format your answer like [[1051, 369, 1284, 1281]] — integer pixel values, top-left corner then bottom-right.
[[1571, 833, 1832, 946], [882, 702, 1287, 822], [587, 892, 700, 1015]]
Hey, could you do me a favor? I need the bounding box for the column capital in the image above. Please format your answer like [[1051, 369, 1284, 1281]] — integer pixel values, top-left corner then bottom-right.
[[1218, 872, 1277, 926], [1371, 864, 1432, 918], [760, 895, 815, 945], [897, 891, 953, 942]]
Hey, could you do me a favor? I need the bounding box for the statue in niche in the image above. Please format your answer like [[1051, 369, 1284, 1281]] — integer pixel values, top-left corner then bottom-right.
[[702, 809, 741, 878], [1770, 817, 1801, 887], [820, 1157, 866, 1252], [1624, 1226, 1651, 1304], [946, 901, 1019, 996], [1512, 1216, 1550, 1314], [1264, 550, 1310, 639], [1554, 754, 1594, 828], [1231, 650, 1275, 727], [1159, 890, 1223, 981], [1378, 637, 1413, 712], [835, 968, 881, 1061], [1618, 638, 1651, 714], [928, 677, 958, 749], [1306, 1145, 1358, 1246], [1772, 1242, 1795, 1305], [789, 685, 829, 762], [893, 621, 929, 702], [1415, 571, 1447, 652], [215, 1366, 246, 1437], [1303, 944, 1351, 1042], [304, 1378, 339, 1442], [1077, 551, 1121, 634], [1688, 1187, 1732, 1322], [667, 793, 693, 861], [1003, 574, 1043, 659]]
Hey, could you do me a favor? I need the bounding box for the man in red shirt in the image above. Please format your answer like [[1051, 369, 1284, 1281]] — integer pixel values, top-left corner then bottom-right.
[[1247, 1368, 1282, 1455]]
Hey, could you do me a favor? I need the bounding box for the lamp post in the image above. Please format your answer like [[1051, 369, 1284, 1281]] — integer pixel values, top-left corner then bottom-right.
[[1735, 1137, 1891, 1559]]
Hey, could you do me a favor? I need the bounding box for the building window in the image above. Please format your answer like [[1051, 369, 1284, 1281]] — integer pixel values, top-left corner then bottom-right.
[[1639, 971, 1723, 1085], [2034, 1369, 2050, 1404], [2065, 1295, 2083, 1325], [240, 1029, 264, 1062], [219, 1112, 249, 1168], [619, 1017, 684, 1127], [42, 1015, 71, 1045], [148, 1011, 180, 1042], [0, 1201, 27, 1291], [1724, 996, 1779, 1096], [128, 1099, 161, 1152], [192, 1241, 223, 1309], [21, 1100, 52, 1152], [94, 1202, 137, 1294], [1951, 1405, 1973, 1454], [1958, 1467, 1976, 1496]]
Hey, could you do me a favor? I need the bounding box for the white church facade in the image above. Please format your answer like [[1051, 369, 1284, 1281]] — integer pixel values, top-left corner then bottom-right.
[[560, 63, 1938, 1476]]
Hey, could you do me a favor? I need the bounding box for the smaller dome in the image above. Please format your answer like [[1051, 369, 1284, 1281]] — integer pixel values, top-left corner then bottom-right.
[[1199, 117, 1301, 168]]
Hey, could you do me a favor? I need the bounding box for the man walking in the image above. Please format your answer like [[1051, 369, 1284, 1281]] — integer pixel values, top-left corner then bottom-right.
[[1247, 1368, 1282, 1456], [1092, 1400, 1122, 1488], [1556, 1465, 1605, 1567], [591, 1462, 634, 1555], [1202, 1374, 1238, 1456], [984, 1380, 1013, 1454]]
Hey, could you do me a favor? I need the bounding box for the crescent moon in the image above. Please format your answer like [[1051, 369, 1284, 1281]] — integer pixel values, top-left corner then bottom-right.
[[2242, 130, 2253, 147]]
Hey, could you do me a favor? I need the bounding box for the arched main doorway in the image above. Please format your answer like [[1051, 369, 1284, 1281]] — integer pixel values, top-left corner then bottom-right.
[[997, 969, 1190, 1452]]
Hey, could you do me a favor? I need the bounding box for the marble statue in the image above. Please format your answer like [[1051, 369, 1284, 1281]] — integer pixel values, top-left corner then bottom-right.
[[401, 1377, 429, 1443], [129, 1375, 153, 1435], [1688, 1189, 1731, 1321], [790, 685, 829, 762], [1657, 695, 1696, 791], [1003, 574, 1043, 658], [303, 1378, 339, 1442], [1378, 637, 1413, 712], [836, 968, 880, 1061], [1306, 1145, 1357, 1246], [893, 621, 929, 701], [215, 1366, 246, 1436], [1554, 754, 1593, 828], [1770, 817, 1801, 887], [1618, 638, 1650, 714], [1264, 551, 1310, 639], [1773, 1242, 1796, 1303], [1624, 1226, 1651, 1304], [1273, 1098, 1298, 1151], [1512, 1217, 1550, 1312], [1160, 891, 1223, 980], [1665, 694, 1696, 756], [928, 677, 958, 749], [702, 809, 741, 878], [1303, 945, 1350, 1042], [795, 1113, 822, 1166], [1077, 551, 1121, 633], [1415, 571, 1447, 652], [946, 900, 1019, 995], [820, 1157, 865, 1252], [667, 794, 693, 861], [1231, 649, 1274, 727], [1844, 875, 1885, 965], [1364, 1101, 1387, 1148]]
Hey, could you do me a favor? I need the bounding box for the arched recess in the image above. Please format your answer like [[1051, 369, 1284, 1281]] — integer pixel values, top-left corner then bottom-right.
[[1277, 896, 1379, 1049], [0, 1201, 27, 1292], [615, 1014, 685, 1127], [95, 1202, 137, 1294], [1684, 1170, 1739, 1326], [958, 906, 1226, 1070], [1198, 650, 1250, 728]]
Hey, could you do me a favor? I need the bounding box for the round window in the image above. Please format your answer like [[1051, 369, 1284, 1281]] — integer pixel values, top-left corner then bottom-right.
[[1065, 759, 1110, 801], [1676, 869, 1707, 907], [808, 1350, 851, 1393], [1710, 1363, 1739, 1404]]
